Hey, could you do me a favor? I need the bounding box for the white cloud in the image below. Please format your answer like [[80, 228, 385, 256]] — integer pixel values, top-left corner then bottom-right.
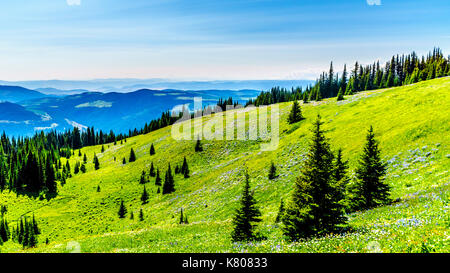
[[67, 0, 81, 6], [367, 0, 381, 5]]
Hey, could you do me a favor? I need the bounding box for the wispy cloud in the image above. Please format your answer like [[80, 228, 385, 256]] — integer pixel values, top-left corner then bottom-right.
[[67, 0, 81, 6], [367, 0, 382, 5]]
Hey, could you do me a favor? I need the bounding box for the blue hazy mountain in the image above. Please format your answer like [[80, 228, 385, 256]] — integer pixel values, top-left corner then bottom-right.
[[2, 88, 262, 136], [0, 79, 314, 93], [0, 85, 47, 103]]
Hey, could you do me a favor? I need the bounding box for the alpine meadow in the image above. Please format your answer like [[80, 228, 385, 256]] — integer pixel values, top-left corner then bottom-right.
[[0, 0, 449, 259]]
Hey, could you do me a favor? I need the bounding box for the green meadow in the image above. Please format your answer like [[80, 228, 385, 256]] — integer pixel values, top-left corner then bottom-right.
[[1, 77, 449, 253]]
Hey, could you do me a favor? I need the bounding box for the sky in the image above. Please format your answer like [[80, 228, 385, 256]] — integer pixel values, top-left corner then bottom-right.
[[0, 0, 449, 81]]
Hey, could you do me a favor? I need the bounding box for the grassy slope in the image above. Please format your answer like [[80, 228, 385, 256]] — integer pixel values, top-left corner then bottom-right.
[[1, 77, 449, 253]]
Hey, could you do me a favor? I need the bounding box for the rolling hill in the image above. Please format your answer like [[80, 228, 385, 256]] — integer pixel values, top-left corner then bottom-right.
[[0, 85, 47, 103], [2, 88, 261, 136], [0, 77, 449, 253]]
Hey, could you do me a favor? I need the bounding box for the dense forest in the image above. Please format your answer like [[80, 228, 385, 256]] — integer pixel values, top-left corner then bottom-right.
[[246, 48, 450, 106]]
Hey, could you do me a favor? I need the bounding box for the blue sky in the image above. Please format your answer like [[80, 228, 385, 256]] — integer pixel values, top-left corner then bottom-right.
[[0, 0, 449, 81]]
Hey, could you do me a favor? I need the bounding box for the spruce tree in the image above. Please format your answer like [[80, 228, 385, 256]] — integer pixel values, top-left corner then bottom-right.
[[268, 162, 277, 180], [94, 155, 100, 170], [129, 148, 136, 162], [352, 126, 389, 209], [139, 171, 147, 184], [118, 200, 127, 218], [139, 209, 144, 221], [149, 162, 156, 177], [195, 137, 203, 152], [80, 163, 86, 173], [288, 100, 303, 124], [83, 154, 87, 164], [122, 157, 126, 164], [231, 171, 262, 242], [141, 186, 149, 204], [155, 169, 162, 186], [150, 144, 155, 155], [282, 115, 346, 240], [162, 164, 175, 194], [181, 157, 190, 178], [336, 87, 345, 101]]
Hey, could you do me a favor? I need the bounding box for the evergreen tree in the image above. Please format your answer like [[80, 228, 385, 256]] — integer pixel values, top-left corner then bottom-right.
[[149, 162, 156, 177], [352, 126, 389, 210], [83, 154, 87, 164], [268, 162, 277, 180], [179, 208, 185, 224], [139, 171, 147, 184], [74, 161, 80, 174], [118, 200, 127, 218], [282, 115, 346, 240], [80, 163, 86, 173], [162, 164, 175, 194], [181, 157, 190, 178], [141, 186, 149, 204], [150, 144, 155, 155], [336, 87, 345, 101], [129, 148, 136, 162], [155, 169, 162, 186], [195, 137, 203, 152], [122, 157, 126, 164], [93, 155, 100, 170], [288, 100, 303, 124], [139, 208, 144, 221], [231, 171, 262, 242]]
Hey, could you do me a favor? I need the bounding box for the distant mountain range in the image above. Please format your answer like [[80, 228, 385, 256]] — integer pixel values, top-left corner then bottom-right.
[[0, 86, 263, 136], [0, 79, 314, 93]]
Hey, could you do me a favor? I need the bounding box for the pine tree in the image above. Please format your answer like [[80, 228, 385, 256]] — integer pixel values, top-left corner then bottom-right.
[[282, 115, 346, 240], [129, 148, 136, 162], [141, 186, 149, 204], [83, 154, 87, 164], [118, 200, 127, 218], [139, 209, 144, 221], [139, 170, 147, 184], [268, 162, 277, 180], [97, 185, 101, 192], [352, 126, 389, 210], [101, 145, 105, 153], [181, 157, 190, 178], [122, 158, 126, 164], [179, 208, 185, 224], [195, 137, 203, 152], [288, 100, 303, 124], [74, 161, 80, 174], [93, 155, 100, 170], [149, 162, 156, 177], [231, 171, 262, 242], [336, 87, 345, 101], [155, 169, 162, 186], [150, 144, 155, 155], [80, 163, 86, 173], [162, 164, 175, 194]]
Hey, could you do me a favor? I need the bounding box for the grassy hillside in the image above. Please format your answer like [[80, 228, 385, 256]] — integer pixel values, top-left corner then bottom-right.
[[1, 77, 449, 253]]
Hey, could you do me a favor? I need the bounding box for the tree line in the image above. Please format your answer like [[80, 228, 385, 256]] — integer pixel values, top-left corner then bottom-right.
[[246, 48, 449, 106]]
